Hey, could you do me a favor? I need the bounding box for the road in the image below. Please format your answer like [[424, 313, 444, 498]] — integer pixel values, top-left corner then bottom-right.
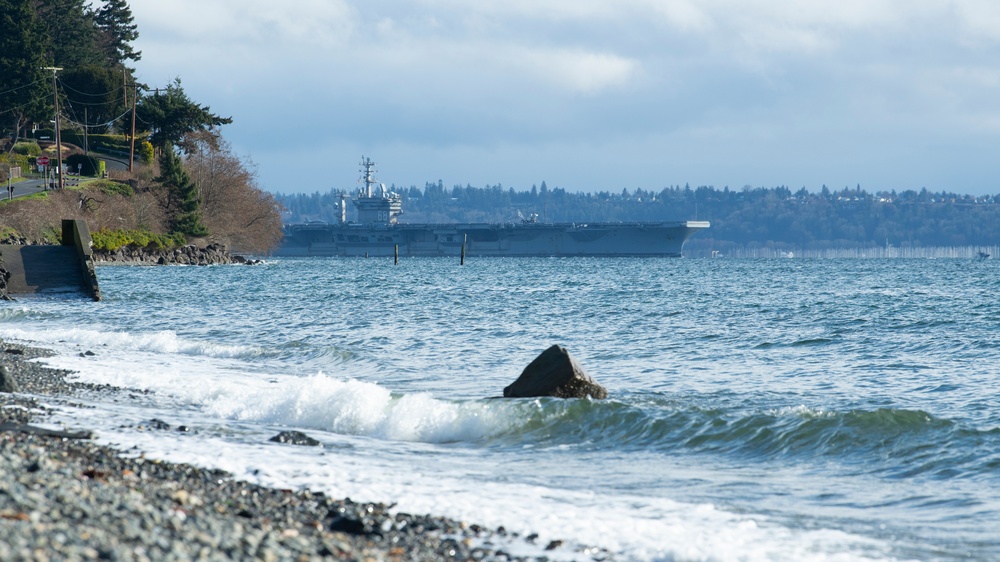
[[4, 152, 130, 201]]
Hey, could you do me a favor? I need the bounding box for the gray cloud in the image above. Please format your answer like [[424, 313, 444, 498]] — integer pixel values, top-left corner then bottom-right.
[[131, 1, 1000, 194]]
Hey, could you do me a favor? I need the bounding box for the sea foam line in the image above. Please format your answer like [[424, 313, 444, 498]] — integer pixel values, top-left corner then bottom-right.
[[39, 341, 522, 445], [5, 327, 259, 359]]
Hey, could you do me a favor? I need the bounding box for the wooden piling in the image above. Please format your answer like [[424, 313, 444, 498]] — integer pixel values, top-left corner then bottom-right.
[[394, 244, 399, 265], [460, 234, 467, 265]]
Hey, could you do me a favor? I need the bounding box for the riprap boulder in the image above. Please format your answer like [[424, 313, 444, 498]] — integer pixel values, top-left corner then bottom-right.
[[503, 345, 607, 399]]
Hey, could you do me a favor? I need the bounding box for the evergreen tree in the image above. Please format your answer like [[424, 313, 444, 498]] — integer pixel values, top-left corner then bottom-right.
[[94, 0, 141, 68], [34, 0, 104, 68], [1, 0, 50, 141], [60, 65, 128, 133], [158, 148, 208, 237], [138, 78, 232, 151]]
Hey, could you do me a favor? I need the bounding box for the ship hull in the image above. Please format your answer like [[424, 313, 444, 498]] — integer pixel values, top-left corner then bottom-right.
[[277, 222, 710, 257]]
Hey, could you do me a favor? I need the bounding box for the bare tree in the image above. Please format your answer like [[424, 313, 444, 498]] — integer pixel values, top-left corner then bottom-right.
[[184, 134, 282, 254]]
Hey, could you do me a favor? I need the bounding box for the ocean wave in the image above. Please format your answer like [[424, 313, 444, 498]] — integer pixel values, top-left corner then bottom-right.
[[3, 327, 260, 359], [477, 398, 997, 478], [0, 305, 55, 322], [193, 374, 524, 443], [269, 340, 357, 365], [69, 356, 994, 479]]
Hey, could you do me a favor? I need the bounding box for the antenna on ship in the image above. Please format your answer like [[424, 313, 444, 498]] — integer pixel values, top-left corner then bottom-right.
[[353, 156, 402, 226], [360, 156, 377, 198]]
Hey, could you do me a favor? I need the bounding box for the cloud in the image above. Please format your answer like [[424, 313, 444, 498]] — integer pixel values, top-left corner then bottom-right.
[[136, 0, 356, 45], [128, 1, 1000, 195], [517, 48, 639, 94]]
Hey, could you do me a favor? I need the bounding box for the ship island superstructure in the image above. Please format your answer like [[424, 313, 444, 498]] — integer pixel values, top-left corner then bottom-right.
[[278, 157, 710, 257]]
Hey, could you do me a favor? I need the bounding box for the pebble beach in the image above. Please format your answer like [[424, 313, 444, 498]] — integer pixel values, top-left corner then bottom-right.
[[0, 340, 582, 562]]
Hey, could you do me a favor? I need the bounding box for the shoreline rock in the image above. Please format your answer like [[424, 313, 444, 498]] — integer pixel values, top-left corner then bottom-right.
[[0, 365, 18, 393], [504, 345, 609, 399], [93, 243, 262, 266], [0, 259, 11, 300]]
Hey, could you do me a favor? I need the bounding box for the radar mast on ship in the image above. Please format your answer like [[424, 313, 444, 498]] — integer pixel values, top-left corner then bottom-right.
[[353, 156, 402, 225]]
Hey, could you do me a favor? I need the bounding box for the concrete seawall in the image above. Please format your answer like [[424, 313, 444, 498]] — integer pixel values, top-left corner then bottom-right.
[[0, 220, 101, 301]]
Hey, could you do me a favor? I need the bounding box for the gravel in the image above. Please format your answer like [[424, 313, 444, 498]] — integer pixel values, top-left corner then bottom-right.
[[0, 339, 610, 561]]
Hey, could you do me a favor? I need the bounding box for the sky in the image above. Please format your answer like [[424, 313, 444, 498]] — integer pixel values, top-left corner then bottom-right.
[[127, 1, 1000, 196]]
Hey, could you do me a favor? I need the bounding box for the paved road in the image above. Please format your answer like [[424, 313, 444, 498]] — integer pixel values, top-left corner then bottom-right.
[[4, 151, 130, 201]]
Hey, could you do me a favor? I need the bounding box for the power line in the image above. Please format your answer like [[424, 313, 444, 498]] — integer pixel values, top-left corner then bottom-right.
[[57, 78, 124, 98], [60, 106, 134, 130], [0, 78, 47, 97], [0, 93, 50, 116], [62, 94, 128, 107]]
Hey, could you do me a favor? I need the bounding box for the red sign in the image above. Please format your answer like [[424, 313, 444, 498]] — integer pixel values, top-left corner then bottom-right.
[[37, 156, 50, 166]]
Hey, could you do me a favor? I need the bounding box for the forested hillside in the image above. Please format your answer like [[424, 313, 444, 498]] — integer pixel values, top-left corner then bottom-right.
[[278, 182, 1000, 254], [1, 0, 282, 253]]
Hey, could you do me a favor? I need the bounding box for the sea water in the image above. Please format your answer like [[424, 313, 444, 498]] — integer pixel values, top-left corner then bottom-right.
[[2, 257, 998, 561]]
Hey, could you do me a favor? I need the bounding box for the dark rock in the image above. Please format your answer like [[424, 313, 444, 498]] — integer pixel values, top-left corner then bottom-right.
[[269, 430, 321, 446], [329, 515, 368, 535], [0, 262, 10, 300], [0, 365, 18, 393], [503, 345, 608, 399], [143, 419, 171, 431], [93, 243, 245, 266]]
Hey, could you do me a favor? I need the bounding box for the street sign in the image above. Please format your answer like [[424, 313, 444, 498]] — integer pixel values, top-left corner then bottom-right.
[[37, 156, 50, 166]]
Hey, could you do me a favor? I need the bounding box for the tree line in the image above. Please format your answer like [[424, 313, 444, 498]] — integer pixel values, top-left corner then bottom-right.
[[278, 182, 1000, 251], [1, 0, 282, 253]]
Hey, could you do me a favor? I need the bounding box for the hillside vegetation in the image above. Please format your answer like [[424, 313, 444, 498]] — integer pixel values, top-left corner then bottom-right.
[[1, 0, 282, 254]]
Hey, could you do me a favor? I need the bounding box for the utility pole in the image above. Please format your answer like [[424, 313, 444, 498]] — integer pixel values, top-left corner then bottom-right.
[[129, 82, 137, 171], [43, 67, 64, 189]]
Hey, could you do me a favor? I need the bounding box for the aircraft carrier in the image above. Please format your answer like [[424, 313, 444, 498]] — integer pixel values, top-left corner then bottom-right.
[[277, 158, 710, 258]]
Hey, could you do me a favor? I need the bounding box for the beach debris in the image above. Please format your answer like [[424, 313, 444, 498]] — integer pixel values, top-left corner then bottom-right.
[[269, 430, 321, 447], [0, 365, 18, 393], [503, 345, 608, 399]]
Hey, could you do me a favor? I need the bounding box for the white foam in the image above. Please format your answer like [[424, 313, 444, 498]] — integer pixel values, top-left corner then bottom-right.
[[14, 324, 901, 561], [35, 340, 518, 444], [201, 373, 514, 442], [5, 327, 259, 359], [50, 401, 893, 562]]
